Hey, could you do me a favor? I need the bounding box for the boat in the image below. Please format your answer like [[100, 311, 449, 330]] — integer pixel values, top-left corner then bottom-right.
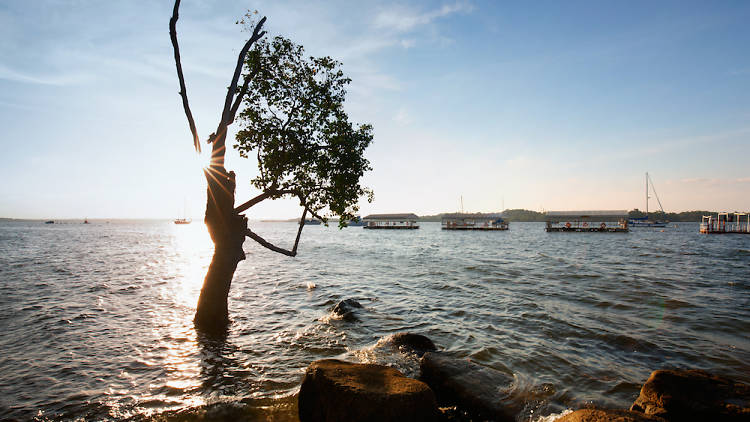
[[174, 199, 192, 224], [83, 218, 90, 224], [629, 172, 668, 228], [44, 220, 54, 224], [301, 218, 321, 225]]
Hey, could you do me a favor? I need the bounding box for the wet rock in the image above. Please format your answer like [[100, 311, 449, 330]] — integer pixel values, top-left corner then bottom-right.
[[389, 333, 438, 357], [419, 352, 515, 422], [555, 408, 666, 422], [331, 299, 362, 321], [629, 369, 750, 421], [298, 359, 439, 422]]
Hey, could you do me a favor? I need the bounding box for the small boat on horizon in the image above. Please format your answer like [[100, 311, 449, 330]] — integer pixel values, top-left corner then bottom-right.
[[174, 199, 191, 224], [629, 172, 668, 228]]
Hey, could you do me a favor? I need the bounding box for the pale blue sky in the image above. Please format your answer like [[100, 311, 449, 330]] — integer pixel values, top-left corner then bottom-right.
[[1, 1, 748, 219]]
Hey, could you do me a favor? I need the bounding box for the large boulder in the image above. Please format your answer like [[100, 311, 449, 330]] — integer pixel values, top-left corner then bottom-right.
[[419, 352, 515, 422], [331, 299, 362, 321], [629, 369, 750, 421], [298, 359, 439, 422], [554, 408, 666, 421]]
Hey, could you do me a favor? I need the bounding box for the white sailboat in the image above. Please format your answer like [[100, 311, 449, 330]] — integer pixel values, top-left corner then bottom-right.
[[629, 172, 668, 228]]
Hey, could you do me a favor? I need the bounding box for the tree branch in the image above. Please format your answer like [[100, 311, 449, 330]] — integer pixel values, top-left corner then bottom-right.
[[292, 208, 308, 253], [169, 0, 200, 153], [211, 17, 267, 148], [244, 209, 307, 257], [234, 188, 300, 214], [229, 64, 261, 122]]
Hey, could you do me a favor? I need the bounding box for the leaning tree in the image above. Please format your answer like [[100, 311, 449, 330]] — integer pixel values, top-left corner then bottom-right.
[[169, 1, 373, 333]]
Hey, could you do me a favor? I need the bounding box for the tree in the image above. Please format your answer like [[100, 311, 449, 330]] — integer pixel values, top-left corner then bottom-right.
[[169, 2, 373, 333]]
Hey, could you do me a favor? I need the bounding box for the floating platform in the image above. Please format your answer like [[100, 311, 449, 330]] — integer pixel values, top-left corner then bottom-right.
[[700, 212, 750, 234], [443, 227, 508, 231], [441, 213, 508, 231], [363, 225, 419, 230], [362, 213, 420, 230], [546, 227, 628, 233], [545, 210, 630, 233]]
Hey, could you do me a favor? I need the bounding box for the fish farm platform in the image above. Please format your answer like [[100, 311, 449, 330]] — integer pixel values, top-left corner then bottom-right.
[[546, 227, 628, 233]]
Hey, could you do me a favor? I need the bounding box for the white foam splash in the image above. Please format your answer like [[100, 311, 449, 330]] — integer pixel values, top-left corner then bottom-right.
[[533, 408, 573, 422]]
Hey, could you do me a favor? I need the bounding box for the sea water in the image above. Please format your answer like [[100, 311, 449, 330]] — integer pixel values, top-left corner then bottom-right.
[[1, 220, 748, 421]]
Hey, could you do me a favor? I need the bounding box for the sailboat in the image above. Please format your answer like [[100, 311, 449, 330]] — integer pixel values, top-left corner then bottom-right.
[[629, 172, 668, 228], [174, 199, 192, 225]]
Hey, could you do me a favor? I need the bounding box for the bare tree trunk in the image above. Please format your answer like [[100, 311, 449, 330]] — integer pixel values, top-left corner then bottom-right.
[[194, 162, 247, 332]]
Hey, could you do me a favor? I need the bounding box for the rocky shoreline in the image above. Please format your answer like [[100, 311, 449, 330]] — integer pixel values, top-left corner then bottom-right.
[[297, 306, 749, 422]]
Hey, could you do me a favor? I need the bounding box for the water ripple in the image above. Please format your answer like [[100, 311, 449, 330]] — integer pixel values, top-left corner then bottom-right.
[[0, 221, 748, 421]]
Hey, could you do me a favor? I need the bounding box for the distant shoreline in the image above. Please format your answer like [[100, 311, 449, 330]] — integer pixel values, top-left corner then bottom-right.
[[0, 209, 721, 223]]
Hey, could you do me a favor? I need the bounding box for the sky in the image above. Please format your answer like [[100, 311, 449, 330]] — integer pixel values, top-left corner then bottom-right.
[[1, 0, 749, 219]]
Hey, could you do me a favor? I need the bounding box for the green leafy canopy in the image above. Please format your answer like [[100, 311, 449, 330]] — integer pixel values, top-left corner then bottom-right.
[[235, 35, 373, 227]]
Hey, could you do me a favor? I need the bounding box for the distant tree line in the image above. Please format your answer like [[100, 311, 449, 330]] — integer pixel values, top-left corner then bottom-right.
[[627, 209, 714, 222], [417, 209, 718, 222]]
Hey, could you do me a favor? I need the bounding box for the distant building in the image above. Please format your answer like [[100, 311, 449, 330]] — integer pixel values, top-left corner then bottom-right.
[[362, 213, 419, 229], [441, 213, 508, 230], [545, 210, 629, 232]]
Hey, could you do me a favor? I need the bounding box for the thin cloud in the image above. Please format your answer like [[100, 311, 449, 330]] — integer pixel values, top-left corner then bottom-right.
[[0, 64, 81, 86], [676, 177, 750, 186], [374, 1, 474, 33]]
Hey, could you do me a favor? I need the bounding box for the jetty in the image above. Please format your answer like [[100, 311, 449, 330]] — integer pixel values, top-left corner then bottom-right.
[[700, 212, 750, 234], [363, 213, 419, 229], [545, 210, 629, 232], [441, 213, 508, 230]]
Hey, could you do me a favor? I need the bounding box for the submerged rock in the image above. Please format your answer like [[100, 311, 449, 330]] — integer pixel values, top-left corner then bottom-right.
[[298, 359, 439, 422], [629, 369, 750, 421], [555, 408, 666, 422], [388, 333, 438, 357], [419, 352, 515, 422], [331, 299, 362, 321]]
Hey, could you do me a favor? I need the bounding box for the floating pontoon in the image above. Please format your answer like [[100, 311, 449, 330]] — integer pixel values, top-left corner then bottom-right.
[[700, 212, 750, 234], [441, 213, 508, 230], [362, 213, 420, 229], [545, 210, 629, 232]]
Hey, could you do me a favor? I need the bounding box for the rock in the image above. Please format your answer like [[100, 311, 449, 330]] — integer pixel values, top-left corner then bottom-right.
[[298, 359, 439, 422], [419, 352, 515, 422], [629, 369, 750, 421], [389, 333, 438, 357], [554, 408, 666, 422], [331, 299, 362, 321]]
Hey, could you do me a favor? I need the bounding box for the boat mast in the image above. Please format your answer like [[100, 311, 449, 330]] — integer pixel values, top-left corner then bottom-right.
[[645, 172, 649, 216]]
